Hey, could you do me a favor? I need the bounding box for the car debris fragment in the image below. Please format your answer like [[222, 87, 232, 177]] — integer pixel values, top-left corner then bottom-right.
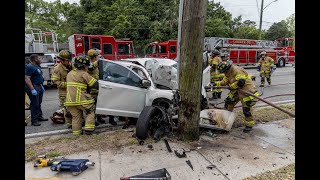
[[174, 150, 186, 158], [186, 160, 194, 171]]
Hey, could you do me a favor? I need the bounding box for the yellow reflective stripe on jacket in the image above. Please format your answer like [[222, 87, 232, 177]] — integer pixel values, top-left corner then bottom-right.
[[222, 76, 228, 83], [61, 82, 67, 88], [67, 92, 72, 102], [64, 99, 95, 106], [235, 74, 251, 81], [229, 83, 238, 89], [243, 92, 260, 102], [215, 81, 221, 86], [76, 87, 81, 102], [88, 78, 97, 87], [67, 82, 87, 88], [51, 75, 60, 81]]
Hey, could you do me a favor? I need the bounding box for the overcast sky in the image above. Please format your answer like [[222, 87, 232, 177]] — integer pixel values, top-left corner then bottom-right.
[[44, 0, 294, 30]]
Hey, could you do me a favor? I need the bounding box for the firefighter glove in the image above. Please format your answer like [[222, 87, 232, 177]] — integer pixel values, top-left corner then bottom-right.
[[31, 89, 38, 96]]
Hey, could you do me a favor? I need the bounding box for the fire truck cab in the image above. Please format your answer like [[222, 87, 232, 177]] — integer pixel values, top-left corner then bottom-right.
[[274, 37, 295, 66], [146, 40, 177, 59], [68, 34, 135, 60]]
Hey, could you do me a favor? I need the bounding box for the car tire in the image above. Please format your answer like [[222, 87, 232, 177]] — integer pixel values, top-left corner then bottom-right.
[[277, 58, 285, 67], [201, 96, 209, 110], [136, 106, 158, 140]]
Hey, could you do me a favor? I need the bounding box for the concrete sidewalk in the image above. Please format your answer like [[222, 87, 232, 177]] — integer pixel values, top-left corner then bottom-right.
[[25, 118, 295, 180]]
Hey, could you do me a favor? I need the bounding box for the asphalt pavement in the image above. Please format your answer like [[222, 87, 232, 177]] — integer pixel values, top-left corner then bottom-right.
[[25, 65, 295, 135]]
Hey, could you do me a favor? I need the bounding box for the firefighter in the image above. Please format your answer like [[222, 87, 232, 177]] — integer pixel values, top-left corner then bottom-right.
[[87, 49, 117, 125], [51, 50, 73, 128], [258, 51, 276, 87], [209, 50, 224, 99], [212, 60, 259, 133], [64, 55, 99, 135]]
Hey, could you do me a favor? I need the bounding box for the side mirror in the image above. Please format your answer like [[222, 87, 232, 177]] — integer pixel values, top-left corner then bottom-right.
[[141, 79, 151, 88]]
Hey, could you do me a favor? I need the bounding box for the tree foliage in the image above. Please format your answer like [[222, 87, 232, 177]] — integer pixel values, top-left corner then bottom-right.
[[266, 20, 291, 40], [25, 0, 292, 54]]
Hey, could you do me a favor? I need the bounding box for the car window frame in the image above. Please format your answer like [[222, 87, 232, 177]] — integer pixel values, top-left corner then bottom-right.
[[98, 60, 144, 88]]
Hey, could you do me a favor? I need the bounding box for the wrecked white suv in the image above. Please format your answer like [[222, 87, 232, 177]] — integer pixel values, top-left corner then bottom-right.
[[95, 59, 180, 118]]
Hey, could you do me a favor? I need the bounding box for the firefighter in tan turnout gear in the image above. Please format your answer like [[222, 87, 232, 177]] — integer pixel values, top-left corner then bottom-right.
[[209, 50, 224, 99], [65, 55, 99, 135], [87, 49, 117, 125], [257, 51, 276, 87], [212, 60, 259, 133], [51, 50, 73, 126]]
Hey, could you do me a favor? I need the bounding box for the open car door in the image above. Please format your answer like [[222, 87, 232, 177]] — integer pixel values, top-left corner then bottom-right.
[[95, 60, 149, 118]]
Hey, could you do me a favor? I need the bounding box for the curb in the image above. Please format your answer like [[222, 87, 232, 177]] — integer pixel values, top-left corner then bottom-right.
[[25, 122, 125, 139]]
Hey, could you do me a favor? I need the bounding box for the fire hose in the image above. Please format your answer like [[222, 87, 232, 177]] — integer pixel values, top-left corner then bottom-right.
[[205, 85, 295, 118]]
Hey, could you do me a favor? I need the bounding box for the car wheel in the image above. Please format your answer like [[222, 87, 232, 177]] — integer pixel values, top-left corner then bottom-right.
[[136, 106, 159, 140], [201, 96, 209, 110], [72, 171, 81, 176], [277, 58, 285, 67]]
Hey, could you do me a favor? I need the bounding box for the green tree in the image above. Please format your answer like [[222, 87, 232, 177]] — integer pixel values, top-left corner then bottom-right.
[[205, 2, 233, 37], [266, 20, 291, 40], [286, 13, 295, 38]]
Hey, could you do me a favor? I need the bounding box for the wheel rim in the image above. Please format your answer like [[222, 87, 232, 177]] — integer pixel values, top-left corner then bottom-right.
[[280, 59, 284, 66]]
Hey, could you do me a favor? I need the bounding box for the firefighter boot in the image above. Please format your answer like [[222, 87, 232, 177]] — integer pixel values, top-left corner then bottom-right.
[[243, 126, 252, 133], [109, 116, 118, 126], [217, 92, 222, 99], [260, 77, 265, 87], [267, 78, 271, 85], [212, 92, 218, 99]]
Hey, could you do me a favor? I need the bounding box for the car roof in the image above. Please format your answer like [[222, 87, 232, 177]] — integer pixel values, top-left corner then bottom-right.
[[120, 58, 177, 67], [99, 59, 144, 69]]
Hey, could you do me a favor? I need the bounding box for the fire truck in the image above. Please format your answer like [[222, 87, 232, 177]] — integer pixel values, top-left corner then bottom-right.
[[145, 40, 177, 59], [68, 34, 135, 60], [146, 37, 295, 67]]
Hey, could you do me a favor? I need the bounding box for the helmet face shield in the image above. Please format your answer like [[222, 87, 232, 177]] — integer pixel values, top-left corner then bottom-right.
[[217, 60, 232, 73]]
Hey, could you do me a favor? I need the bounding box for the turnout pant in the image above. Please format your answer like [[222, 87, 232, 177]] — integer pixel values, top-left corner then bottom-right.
[[224, 92, 258, 127], [260, 72, 271, 85], [67, 103, 96, 135]]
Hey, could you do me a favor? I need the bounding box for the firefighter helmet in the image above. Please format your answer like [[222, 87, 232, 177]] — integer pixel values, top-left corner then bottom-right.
[[217, 60, 232, 73], [50, 109, 65, 124], [211, 50, 220, 56], [87, 49, 101, 58], [57, 50, 72, 61], [260, 51, 267, 55], [74, 55, 90, 67]]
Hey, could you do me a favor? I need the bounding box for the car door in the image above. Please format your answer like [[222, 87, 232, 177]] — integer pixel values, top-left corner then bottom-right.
[[96, 60, 148, 118]]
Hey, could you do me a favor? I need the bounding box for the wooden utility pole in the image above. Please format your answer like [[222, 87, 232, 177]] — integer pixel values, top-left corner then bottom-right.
[[178, 0, 207, 141]]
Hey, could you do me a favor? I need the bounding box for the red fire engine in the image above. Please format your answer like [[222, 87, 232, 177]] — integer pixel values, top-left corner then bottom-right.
[[145, 40, 177, 59], [68, 34, 135, 60], [146, 37, 295, 67]]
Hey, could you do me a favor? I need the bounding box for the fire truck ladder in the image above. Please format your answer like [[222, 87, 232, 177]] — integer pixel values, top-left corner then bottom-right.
[[43, 31, 59, 52], [25, 28, 44, 53]]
